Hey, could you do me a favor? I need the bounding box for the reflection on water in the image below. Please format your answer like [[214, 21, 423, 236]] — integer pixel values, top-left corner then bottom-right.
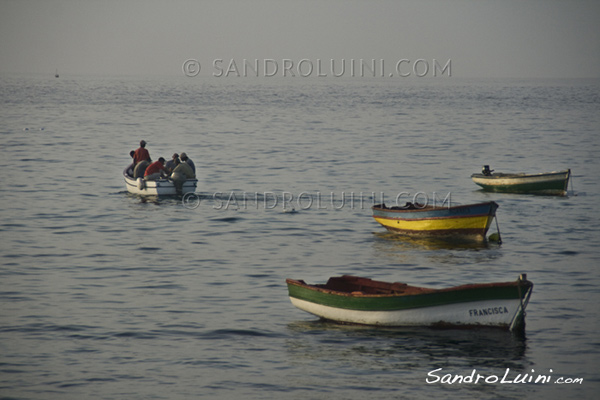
[[124, 191, 184, 205], [286, 320, 528, 373], [371, 232, 503, 267], [372, 232, 494, 251]]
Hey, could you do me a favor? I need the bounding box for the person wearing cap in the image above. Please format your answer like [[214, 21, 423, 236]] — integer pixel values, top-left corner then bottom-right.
[[144, 157, 169, 181], [165, 153, 179, 174], [180, 152, 195, 174], [133, 140, 150, 167]]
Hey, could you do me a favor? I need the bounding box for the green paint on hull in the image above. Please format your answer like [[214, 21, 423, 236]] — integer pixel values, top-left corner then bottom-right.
[[474, 180, 567, 194], [287, 281, 531, 312]]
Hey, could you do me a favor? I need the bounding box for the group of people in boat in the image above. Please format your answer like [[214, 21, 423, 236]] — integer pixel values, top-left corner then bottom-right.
[[126, 140, 196, 182]]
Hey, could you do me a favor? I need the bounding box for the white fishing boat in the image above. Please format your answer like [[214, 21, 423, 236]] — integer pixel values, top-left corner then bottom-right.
[[123, 169, 197, 196]]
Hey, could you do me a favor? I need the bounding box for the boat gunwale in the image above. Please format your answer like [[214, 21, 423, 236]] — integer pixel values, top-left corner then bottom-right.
[[371, 201, 498, 215], [286, 276, 531, 299]]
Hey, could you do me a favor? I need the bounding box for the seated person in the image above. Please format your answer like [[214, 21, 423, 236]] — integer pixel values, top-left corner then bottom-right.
[[180, 152, 195, 174], [125, 150, 135, 177], [133, 158, 151, 179], [172, 159, 195, 179], [144, 157, 169, 180], [165, 153, 179, 174], [170, 159, 195, 194]]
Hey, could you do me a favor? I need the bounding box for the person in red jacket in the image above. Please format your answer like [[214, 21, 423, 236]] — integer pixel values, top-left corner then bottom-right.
[[144, 157, 168, 181], [133, 140, 150, 166]]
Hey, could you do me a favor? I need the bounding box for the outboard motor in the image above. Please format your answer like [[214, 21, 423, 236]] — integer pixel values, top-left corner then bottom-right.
[[482, 165, 494, 176]]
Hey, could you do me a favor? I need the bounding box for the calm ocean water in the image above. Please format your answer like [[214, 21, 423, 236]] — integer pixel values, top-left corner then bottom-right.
[[1, 74, 599, 399]]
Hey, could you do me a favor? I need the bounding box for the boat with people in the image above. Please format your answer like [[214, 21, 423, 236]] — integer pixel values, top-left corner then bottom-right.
[[123, 169, 197, 196], [124, 140, 198, 196], [471, 165, 571, 195], [286, 274, 533, 332], [372, 201, 499, 240]]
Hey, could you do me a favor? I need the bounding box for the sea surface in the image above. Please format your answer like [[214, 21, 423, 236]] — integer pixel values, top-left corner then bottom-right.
[[1, 73, 599, 399]]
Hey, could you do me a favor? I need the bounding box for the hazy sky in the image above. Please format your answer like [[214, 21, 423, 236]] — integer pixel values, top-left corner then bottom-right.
[[1, 0, 599, 78]]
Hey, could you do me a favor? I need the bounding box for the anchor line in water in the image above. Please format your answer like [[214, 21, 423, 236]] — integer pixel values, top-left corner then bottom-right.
[[494, 215, 502, 245]]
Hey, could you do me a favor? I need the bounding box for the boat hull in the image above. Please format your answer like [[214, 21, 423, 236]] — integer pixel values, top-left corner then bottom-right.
[[471, 170, 570, 195], [372, 201, 498, 239], [124, 173, 197, 196], [290, 297, 525, 330], [287, 276, 532, 331]]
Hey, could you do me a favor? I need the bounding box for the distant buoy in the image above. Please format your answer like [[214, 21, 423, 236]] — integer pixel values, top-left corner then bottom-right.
[[283, 208, 297, 214]]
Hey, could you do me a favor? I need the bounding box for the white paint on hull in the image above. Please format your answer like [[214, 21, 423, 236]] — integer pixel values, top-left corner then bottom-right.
[[290, 297, 524, 329], [124, 176, 197, 196]]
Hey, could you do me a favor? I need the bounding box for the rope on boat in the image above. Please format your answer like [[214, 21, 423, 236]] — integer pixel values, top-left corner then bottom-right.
[[517, 274, 526, 311], [494, 215, 502, 245], [569, 169, 576, 196], [517, 279, 523, 314], [511, 274, 527, 332], [511, 274, 536, 332]]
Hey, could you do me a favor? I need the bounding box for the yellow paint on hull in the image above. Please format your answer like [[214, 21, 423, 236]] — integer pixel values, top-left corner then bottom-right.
[[373, 215, 494, 234]]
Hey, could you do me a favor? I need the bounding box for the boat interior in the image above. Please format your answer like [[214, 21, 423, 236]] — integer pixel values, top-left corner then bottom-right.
[[373, 203, 437, 211], [289, 275, 530, 297], [319, 275, 434, 296]]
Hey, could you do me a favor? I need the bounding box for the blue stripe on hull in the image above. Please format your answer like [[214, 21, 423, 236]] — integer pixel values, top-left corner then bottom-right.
[[372, 201, 498, 220]]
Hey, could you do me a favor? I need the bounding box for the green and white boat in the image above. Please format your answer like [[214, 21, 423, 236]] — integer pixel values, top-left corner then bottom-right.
[[471, 166, 571, 195], [286, 275, 533, 332]]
